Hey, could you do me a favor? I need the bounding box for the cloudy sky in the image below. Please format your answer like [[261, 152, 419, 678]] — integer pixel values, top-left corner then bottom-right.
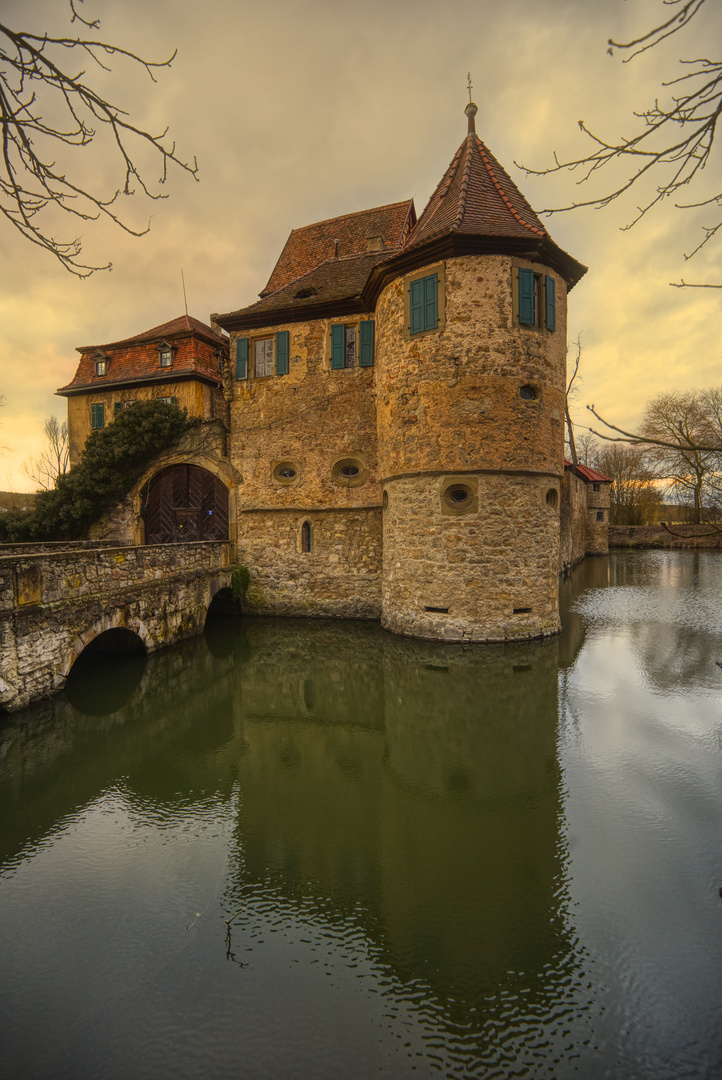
[[1, 0, 720, 489]]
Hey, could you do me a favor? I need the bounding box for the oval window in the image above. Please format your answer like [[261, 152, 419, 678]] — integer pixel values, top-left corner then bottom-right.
[[520, 385, 538, 400], [332, 458, 367, 486], [442, 483, 475, 511], [546, 488, 558, 508], [273, 461, 300, 485]]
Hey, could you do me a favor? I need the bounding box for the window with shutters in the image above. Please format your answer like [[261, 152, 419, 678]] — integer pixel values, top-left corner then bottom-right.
[[330, 321, 374, 369], [513, 265, 556, 332], [404, 263, 445, 339], [235, 331, 290, 380], [90, 403, 105, 429]]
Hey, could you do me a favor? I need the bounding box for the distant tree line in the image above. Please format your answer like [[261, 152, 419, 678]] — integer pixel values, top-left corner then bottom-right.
[[572, 388, 722, 525]]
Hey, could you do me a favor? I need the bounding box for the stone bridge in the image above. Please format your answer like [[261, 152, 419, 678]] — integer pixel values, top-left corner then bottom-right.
[[0, 540, 233, 713]]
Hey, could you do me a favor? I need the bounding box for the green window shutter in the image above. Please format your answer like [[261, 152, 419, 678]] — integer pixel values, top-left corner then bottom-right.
[[171, 396, 177, 406], [235, 337, 248, 379], [114, 401, 123, 413], [545, 275, 556, 331], [424, 274, 438, 330], [331, 325, 345, 369], [410, 279, 424, 334], [359, 320, 375, 367], [91, 403, 105, 430], [518, 268, 535, 326], [275, 330, 290, 375]]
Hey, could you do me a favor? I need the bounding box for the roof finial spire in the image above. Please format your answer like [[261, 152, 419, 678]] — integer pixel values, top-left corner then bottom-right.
[[465, 73, 478, 134]]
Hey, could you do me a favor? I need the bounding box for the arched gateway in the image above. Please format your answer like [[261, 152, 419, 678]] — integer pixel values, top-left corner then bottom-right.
[[142, 464, 229, 544]]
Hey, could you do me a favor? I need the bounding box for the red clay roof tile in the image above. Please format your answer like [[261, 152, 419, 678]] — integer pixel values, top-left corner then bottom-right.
[[260, 199, 415, 297], [58, 314, 227, 395]]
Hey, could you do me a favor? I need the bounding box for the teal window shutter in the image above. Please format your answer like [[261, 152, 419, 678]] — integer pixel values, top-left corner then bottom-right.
[[236, 337, 248, 379], [276, 330, 289, 375], [410, 279, 424, 334], [91, 403, 105, 430], [171, 396, 177, 406], [114, 401, 123, 413], [331, 325, 345, 369], [518, 269, 535, 326], [545, 275, 556, 331], [424, 274, 438, 330], [359, 321, 375, 367]]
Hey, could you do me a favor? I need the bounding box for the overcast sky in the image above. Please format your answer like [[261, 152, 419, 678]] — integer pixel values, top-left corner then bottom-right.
[[1, 0, 720, 490]]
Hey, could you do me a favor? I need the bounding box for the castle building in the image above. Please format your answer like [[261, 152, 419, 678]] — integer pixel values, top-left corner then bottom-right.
[[61, 104, 601, 642], [57, 315, 229, 465]]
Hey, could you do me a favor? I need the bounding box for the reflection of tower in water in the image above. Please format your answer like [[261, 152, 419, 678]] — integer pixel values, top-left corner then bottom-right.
[[230, 618, 571, 1004]]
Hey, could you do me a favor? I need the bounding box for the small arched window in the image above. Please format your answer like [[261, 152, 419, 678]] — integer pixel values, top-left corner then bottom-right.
[[301, 520, 312, 553]]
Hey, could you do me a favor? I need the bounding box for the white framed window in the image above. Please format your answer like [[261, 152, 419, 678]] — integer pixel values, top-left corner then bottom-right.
[[254, 338, 274, 378]]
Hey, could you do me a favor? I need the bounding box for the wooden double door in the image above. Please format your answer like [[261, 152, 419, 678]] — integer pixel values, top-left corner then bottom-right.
[[143, 465, 229, 544]]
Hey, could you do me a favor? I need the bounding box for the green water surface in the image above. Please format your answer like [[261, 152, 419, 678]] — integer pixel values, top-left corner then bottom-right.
[[1, 551, 721, 1079]]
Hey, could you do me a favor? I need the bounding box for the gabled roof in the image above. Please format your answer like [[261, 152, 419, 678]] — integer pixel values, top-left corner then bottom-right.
[[218, 252, 390, 330], [260, 199, 416, 297], [57, 314, 227, 396], [75, 314, 227, 354], [565, 460, 613, 484]]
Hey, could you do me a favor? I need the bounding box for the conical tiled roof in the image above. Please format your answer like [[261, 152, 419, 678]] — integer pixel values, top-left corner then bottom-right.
[[391, 105, 586, 288]]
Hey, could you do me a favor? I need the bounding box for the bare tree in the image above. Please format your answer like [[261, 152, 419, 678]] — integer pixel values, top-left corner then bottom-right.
[[641, 391, 718, 522], [575, 431, 600, 467], [23, 415, 70, 490], [0, 0, 198, 276], [518, 0, 721, 288], [565, 334, 583, 464], [594, 443, 662, 525]]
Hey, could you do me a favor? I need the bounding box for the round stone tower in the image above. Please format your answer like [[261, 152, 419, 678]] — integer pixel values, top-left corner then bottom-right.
[[373, 103, 587, 642]]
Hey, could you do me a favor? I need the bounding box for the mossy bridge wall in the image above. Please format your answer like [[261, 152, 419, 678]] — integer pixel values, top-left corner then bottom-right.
[[0, 541, 232, 712]]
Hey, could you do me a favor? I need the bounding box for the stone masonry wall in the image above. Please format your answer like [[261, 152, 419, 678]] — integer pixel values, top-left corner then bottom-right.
[[585, 482, 611, 555], [375, 255, 568, 479], [0, 541, 231, 711], [382, 473, 561, 642], [229, 316, 380, 510], [240, 508, 381, 619], [228, 316, 382, 619], [560, 470, 587, 573], [375, 254, 566, 641]]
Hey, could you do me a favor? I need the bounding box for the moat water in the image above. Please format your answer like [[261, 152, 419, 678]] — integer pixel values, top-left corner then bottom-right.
[[1, 550, 721, 1079]]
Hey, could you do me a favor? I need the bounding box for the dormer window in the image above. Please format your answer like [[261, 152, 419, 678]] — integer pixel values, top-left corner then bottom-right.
[[157, 342, 174, 368], [93, 351, 107, 377]]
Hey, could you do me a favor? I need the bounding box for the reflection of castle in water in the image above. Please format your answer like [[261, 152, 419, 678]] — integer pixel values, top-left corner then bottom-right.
[[1, 616, 575, 1011]]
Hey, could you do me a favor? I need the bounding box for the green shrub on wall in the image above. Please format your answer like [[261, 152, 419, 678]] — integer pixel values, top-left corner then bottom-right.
[[2, 401, 196, 542]]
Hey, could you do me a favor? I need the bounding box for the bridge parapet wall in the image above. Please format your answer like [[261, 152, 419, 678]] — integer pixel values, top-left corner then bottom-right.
[[1, 541, 233, 714]]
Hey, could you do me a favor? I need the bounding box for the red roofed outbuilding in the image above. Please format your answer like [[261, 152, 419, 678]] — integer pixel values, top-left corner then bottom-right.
[[57, 315, 229, 465]]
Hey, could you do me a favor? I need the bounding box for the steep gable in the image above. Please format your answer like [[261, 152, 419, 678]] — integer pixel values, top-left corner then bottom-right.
[[260, 199, 416, 297]]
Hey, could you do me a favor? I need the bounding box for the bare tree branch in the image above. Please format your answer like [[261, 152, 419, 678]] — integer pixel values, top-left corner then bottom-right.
[[517, 0, 721, 288], [0, 0, 198, 276]]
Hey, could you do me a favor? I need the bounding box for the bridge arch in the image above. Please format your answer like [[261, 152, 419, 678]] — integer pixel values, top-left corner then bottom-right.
[[60, 611, 152, 684]]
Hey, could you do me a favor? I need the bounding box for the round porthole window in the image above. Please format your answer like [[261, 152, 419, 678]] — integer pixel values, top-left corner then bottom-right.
[[332, 457, 367, 487], [520, 384, 538, 400], [546, 488, 558, 509], [273, 461, 300, 486], [442, 483, 476, 512]]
